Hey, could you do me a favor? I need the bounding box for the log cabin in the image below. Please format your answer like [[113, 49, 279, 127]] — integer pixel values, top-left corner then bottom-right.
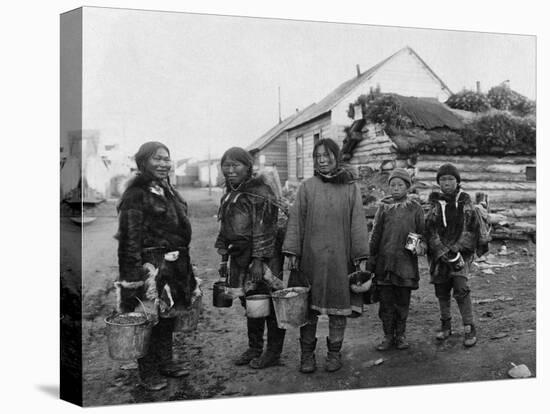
[[342, 96, 536, 209]]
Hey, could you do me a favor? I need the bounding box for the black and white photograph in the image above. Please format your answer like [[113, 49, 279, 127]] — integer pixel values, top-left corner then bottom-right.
[[58, 5, 539, 407], [4, 1, 547, 413]]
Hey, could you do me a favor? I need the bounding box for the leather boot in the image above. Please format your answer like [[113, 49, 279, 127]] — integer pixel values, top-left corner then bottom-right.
[[160, 362, 190, 378], [376, 335, 394, 351], [138, 375, 168, 391], [299, 338, 317, 373], [155, 319, 189, 377], [139, 317, 172, 388], [395, 320, 409, 350], [325, 337, 343, 372], [250, 316, 285, 369], [395, 335, 410, 350], [436, 318, 452, 340], [463, 324, 477, 347], [235, 317, 264, 366]]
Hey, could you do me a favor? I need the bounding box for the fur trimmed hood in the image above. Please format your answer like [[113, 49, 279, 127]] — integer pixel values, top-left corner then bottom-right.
[[379, 194, 421, 211], [118, 173, 185, 212], [218, 174, 277, 222], [314, 167, 355, 185], [231, 174, 274, 198], [428, 188, 471, 206]]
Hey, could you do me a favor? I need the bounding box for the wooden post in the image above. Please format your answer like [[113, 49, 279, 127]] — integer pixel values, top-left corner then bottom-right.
[[208, 146, 212, 197]]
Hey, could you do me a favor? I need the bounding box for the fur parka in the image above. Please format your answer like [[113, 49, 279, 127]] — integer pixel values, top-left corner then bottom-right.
[[425, 188, 478, 283], [215, 175, 281, 293], [215, 175, 279, 265], [116, 174, 196, 308]]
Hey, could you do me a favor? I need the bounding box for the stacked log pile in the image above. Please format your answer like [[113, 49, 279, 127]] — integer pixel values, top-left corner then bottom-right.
[[488, 207, 536, 242], [414, 155, 535, 205]]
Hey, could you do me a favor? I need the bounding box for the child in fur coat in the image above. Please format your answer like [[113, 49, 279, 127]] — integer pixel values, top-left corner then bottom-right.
[[368, 168, 426, 351], [425, 163, 478, 347]]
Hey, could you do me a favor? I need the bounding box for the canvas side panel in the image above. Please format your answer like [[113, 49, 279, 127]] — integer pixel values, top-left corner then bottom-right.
[[60, 7, 83, 407]]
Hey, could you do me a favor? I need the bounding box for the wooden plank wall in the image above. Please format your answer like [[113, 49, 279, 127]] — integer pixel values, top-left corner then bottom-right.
[[367, 50, 451, 101], [346, 125, 536, 206], [345, 125, 397, 170], [414, 155, 536, 205], [286, 115, 331, 183], [258, 133, 289, 183]]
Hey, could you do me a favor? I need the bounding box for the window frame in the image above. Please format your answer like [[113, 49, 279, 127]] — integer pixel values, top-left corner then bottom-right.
[[296, 135, 304, 179]]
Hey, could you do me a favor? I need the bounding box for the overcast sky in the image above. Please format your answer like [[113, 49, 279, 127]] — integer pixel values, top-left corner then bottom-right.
[[79, 7, 536, 161]]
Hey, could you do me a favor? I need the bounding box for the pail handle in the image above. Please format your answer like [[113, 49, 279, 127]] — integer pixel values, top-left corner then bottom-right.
[[283, 257, 311, 290], [282, 269, 290, 289], [113, 281, 150, 320], [134, 296, 150, 320]]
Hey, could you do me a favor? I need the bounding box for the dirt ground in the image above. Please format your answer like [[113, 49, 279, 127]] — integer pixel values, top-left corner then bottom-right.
[[64, 187, 536, 407]]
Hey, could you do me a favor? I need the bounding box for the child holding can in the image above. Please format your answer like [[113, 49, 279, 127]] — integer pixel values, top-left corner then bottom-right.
[[425, 163, 478, 347], [368, 168, 426, 351]]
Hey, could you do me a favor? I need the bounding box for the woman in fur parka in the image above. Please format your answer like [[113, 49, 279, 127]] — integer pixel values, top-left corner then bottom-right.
[[116, 141, 197, 391], [215, 147, 286, 369]]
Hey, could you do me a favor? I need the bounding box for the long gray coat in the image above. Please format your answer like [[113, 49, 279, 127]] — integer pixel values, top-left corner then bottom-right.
[[282, 176, 369, 315]]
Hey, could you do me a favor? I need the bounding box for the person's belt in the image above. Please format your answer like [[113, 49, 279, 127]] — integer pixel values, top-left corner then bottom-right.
[[142, 246, 188, 253], [142, 246, 188, 262]]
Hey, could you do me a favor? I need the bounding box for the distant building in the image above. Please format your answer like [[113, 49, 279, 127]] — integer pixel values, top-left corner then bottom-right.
[[197, 159, 221, 187], [60, 129, 111, 203], [174, 158, 199, 186]]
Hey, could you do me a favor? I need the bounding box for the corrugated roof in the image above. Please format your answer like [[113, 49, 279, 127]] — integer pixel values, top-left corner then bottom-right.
[[245, 105, 314, 152], [286, 46, 453, 131], [390, 129, 467, 154], [395, 95, 464, 130]]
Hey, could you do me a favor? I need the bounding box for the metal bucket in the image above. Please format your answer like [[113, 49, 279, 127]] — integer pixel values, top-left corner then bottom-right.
[[213, 281, 233, 308], [104, 312, 153, 360], [173, 293, 202, 332], [245, 294, 271, 318], [271, 287, 310, 329]]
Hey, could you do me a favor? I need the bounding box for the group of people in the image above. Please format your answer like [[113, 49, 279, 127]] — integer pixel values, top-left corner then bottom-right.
[[115, 139, 481, 391]]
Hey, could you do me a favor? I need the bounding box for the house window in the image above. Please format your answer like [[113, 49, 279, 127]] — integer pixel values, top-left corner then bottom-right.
[[296, 136, 304, 179], [313, 133, 320, 146]]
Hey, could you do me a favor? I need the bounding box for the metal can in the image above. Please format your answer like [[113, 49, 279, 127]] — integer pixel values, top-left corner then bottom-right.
[[448, 253, 465, 271], [405, 232, 421, 252]]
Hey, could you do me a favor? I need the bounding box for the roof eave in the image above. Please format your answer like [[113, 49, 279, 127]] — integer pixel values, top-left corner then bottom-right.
[[286, 110, 332, 132], [405, 46, 453, 96]]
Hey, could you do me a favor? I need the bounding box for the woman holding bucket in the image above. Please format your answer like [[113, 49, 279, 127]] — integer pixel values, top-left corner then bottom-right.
[[116, 141, 198, 391], [215, 147, 286, 369], [283, 138, 369, 373]]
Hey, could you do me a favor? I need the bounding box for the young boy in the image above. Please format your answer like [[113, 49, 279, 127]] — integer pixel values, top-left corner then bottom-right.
[[425, 163, 477, 347], [368, 168, 426, 351]]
